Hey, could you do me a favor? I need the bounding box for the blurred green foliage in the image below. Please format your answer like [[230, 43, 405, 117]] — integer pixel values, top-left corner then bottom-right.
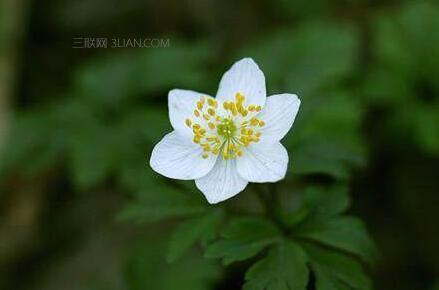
[[0, 0, 438, 290]]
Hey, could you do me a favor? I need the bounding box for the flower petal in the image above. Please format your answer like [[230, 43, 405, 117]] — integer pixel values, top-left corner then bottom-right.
[[237, 142, 288, 183], [216, 58, 266, 108], [168, 89, 213, 138], [257, 94, 300, 142], [195, 157, 248, 204], [150, 131, 217, 180]]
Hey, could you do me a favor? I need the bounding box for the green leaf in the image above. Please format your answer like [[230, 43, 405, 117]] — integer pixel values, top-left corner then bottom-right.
[[118, 186, 207, 223], [272, 0, 329, 19], [167, 211, 223, 263], [290, 137, 365, 179], [302, 243, 372, 290], [74, 40, 217, 108], [116, 108, 171, 192], [0, 99, 91, 178], [286, 185, 350, 227], [205, 217, 281, 265], [126, 237, 220, 290], [286, 89, 366, 179], [243, 241, 309, 290], [240, 21, 359, 95], [372, 2, 439, 82], [69, 124, 117, 189], [303, 185, 350, 218], [294, 216, 377, 266]]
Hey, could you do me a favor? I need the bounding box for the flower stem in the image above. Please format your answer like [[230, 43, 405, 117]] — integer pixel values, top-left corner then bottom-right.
[[254, 184, 287, 232]]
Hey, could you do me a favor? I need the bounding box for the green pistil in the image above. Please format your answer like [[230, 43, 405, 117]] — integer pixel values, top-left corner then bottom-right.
[[216, 118, 236, 140]]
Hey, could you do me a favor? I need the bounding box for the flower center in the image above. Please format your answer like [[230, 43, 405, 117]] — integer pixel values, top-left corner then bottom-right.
[[216, 118, 237, 139], [185, 93, 265, 160]]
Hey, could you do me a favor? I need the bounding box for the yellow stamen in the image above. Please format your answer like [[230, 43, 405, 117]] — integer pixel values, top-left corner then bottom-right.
[[188, 92, 265, 160], [207, 98, 217, 107]]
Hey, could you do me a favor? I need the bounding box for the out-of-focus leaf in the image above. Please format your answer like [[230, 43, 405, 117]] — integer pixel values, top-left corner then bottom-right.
[[293, 216, 377, 266], [302, 243, 372, 290], [411, 104, 439, 153], [167, 210, 223, 263], [240, 21, 359, 96], [372, 2, 439, 83], [272, 0, 329, 19], [389, 100, 439, 155], [366, 2, 439, 156], [290, 137, 365, 179], [74, 40, 217, 108], [205, 217, 281, 265], [0, 98, 93, 178], [126, 237, 220, 290], [69, 124, 117, 189], [116, 108, 170, 192], [286, 90, 366, 178], [120, 108, 171, 143], [67, 105, 171, 190], [243, 241, 308, 290], [118, 186, 207, 223], [360, 67, 414, 106], [0, 112, 59, 177]]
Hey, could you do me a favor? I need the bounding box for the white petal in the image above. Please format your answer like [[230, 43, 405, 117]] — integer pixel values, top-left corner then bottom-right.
[[257, 94, 300, 142], [150, 131, 217, 180], [216, 58, 266, 108], [195, 157, 248, 204], [237, 142, 288, 183], [168, 89, 213, 138]]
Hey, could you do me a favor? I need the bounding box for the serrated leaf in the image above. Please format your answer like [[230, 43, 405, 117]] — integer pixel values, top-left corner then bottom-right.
[[303, 185, 350, 218], [167, 211, 223, 263], [286, 185, 350, 227], [302, 243, 372, 290], [118, 186, 207, 223], [205, 217, 281, 265], [243, 241, 308, 290], [294, 216, 377, 266]]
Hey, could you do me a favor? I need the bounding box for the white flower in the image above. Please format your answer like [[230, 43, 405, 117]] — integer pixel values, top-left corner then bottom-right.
[[150, 58, 300, 204]]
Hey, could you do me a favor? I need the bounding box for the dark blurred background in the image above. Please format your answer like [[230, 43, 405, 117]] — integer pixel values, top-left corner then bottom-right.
[[0, 0, 438, 289]]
